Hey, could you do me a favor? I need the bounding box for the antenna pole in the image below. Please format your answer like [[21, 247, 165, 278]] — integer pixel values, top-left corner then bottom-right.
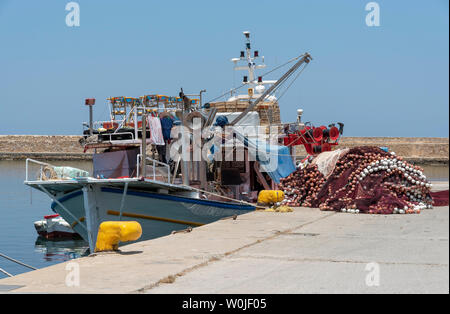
[[141, 113, 147, 178]]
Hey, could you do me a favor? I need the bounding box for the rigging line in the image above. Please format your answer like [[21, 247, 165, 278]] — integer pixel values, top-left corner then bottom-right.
[[245, 56, 305, 102], [0, 252, 37, 270], [204, 55, 303, 104], [204, 83, 247, 104], [259, 64, 300, 99], [0, 267, 12, 277], [264, 54, 311, 101], [259, 55, 302, 78], [276, 62, 309, 102]]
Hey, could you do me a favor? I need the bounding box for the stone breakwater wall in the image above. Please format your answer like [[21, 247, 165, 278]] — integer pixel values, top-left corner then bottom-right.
[[0, 135, 448, 164], [296, 137, 448, 165], [0, 135, 91, 160]]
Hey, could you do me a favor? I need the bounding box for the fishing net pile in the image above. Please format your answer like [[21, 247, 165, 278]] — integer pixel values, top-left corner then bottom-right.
[[279, 146, 435, 214]]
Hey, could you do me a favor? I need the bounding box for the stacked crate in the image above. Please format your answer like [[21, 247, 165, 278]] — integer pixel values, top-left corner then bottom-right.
[[208, 100, 281, 125]]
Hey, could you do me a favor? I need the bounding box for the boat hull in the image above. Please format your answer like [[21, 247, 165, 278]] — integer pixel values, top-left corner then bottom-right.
[[50, 186, 254, 248], [34, 215, 81, 240]]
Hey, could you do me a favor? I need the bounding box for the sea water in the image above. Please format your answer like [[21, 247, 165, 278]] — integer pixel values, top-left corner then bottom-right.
[[0, 160, 91, 279]]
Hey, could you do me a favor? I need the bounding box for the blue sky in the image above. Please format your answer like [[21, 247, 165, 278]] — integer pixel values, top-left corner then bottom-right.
[[0, 0, 448, 137]]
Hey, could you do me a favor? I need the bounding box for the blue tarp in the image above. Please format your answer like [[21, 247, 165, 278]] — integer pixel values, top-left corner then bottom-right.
[[257, 144, 296, 183], [233, 131, 296, 184], [205, 128, 296, 183]]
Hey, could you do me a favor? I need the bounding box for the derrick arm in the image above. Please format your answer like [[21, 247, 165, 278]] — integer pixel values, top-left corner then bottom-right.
[[230, 53, 312, 126]]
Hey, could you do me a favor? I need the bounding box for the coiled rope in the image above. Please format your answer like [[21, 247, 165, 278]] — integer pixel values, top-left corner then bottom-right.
[[39, 166, 58, 181]]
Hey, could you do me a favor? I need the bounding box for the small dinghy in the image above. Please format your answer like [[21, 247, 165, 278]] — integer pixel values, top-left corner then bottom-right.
[[34, 214, 80, 239]]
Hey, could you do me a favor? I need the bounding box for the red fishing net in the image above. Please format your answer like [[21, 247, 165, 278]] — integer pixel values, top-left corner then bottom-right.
[[280, 146, 439, 214], [430, 190, 449, 207]]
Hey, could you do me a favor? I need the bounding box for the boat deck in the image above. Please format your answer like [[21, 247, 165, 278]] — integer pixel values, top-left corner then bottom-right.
[[25, 177, 195, 196]]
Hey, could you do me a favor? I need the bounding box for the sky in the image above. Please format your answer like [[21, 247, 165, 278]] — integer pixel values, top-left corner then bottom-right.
[[0, 0, 448, 137]]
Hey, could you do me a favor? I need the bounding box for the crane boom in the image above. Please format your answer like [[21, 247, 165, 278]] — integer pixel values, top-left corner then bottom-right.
[[230, 53, 312, 126]]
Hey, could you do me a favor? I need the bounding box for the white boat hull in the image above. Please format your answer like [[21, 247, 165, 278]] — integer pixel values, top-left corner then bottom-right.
[[34, 215, 80, 239], [48, 185, 254, 250]]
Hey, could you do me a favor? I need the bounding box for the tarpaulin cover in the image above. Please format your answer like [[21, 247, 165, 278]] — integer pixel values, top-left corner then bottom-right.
[[259, 144, 296, 183], [53, 167, 89, 179], [311, 149, 349, 178], [233, 130, 296, 183], [93, 147, 139, 179]]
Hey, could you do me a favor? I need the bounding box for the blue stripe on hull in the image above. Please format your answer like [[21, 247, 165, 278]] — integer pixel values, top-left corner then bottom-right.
[[100, 187, 255, 211], [51, 188, 254, 211]]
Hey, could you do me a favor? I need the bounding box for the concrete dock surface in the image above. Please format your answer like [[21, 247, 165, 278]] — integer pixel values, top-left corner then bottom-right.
[[1, 183, 448, 294]]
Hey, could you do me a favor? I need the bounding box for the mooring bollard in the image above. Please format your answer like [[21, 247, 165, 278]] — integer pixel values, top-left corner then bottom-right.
[[95, 221, 142, 252]]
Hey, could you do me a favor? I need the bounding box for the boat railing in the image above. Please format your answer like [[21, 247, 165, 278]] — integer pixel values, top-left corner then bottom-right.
[[101, 131, 136, 143], [83, 120, 123, 130], [25, 159, 55, 182], [25, 158, 90, 182], [136, 154, 171, 183]]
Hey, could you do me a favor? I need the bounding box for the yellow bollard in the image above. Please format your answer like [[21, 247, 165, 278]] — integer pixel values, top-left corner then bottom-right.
[[95, 221, 142, 252], [257, 190, 285, 204]]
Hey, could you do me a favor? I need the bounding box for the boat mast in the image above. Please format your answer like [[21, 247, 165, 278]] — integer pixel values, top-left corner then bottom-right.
[[230, 52, 312, 126], [231, 31, 275, 98]]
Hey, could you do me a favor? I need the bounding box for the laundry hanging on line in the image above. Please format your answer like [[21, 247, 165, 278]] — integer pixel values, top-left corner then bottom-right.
[[147, 116, 165, 145]]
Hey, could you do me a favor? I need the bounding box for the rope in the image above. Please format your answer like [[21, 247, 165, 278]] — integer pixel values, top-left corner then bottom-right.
[[259, 55, 301, 78], [205, 83, 247, 104], [0, 267, 12, 277], [40, 166, 58, 181], [204, 55, 304, 104], [0, 252, 37, 270], [256, 64, 302, 103], [276, 62, 309, 102]]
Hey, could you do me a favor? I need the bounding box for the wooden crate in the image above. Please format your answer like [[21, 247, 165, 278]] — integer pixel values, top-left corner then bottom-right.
[[209, 100, 281, 125]]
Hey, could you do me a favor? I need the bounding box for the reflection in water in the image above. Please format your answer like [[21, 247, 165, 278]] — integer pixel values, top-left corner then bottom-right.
[[34, 237, 90, 262]]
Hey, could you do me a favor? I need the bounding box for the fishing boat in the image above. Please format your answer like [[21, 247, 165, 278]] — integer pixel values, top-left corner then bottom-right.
[[25, 32, 343, 253], [34, 214, 80, 239]]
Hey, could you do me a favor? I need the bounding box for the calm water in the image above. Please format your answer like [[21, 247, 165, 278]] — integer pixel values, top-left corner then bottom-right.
[[0, 160, 91, 279], [421, 164, 449, 181], [0, 160, 448, 279]]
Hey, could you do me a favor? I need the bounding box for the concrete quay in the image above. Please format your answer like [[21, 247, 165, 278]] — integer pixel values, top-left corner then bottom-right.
[[0, 182, 448, 294]]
